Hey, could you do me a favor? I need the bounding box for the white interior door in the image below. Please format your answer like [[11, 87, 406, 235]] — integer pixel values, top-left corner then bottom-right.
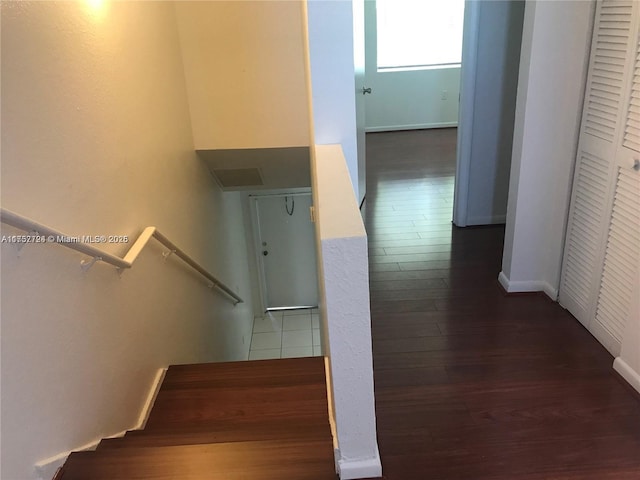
[[591, 27, 640, 353], [253, 194, 319, 310], [353, 0, 366, 207], [559, 0, 640, 355]]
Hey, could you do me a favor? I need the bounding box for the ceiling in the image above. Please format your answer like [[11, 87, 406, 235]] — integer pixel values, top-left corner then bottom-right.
[[197, 147, 311, 191]]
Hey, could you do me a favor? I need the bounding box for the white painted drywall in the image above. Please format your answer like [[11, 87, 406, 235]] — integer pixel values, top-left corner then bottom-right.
[[364, 1, 460, 131], [1, 2, 254, 478], [312, 145, 381, 479], [174, 1, 310, 150], [501, 1, 594, 296], [464, 0, 525, 226], [306, 0, 360, 201]]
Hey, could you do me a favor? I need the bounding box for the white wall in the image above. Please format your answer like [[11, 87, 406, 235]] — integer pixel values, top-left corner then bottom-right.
[[304, 9, 379, 473], [462, 0, 525, 226], [306, 0, 360, 201], [1, 3, 254, 478], [312, 145, 381, 480], [501, 0, 594, 297], [174, 1, 310, 151], [364, 1, 460, 131]]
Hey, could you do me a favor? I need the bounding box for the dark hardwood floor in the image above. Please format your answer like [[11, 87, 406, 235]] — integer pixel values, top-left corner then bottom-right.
[[365, 129, 640, 479]]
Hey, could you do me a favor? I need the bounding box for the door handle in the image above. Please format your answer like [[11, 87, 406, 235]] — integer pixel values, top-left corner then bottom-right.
[[362, 87, 372, 95], [263, 251, 269, 256]]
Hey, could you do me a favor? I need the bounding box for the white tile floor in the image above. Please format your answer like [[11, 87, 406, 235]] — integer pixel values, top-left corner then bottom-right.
[[249, 308, 322, 360]]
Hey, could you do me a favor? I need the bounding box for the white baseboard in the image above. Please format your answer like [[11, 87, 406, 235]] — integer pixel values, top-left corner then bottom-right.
[[34, 438, 102, 480], [136, 368, 166, 429], [498, 271, 558, 301], [613, 357, 640, 394], [366, 121, 457, 133], [337, 446, 382, 479], [466, 214, 506, 225], [543, 283, 558, 301], [497, 271, 510, 292], [34, 368, 167, 480]]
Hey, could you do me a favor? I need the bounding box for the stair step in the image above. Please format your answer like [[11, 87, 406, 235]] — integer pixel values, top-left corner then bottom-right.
[[99, 418, 331, 449], [145, 358, 329, 431], [61, 357, 335, 478], [160, 357, 326, 390], [61, 439, 337, 480], [145, 384, 328, 429]]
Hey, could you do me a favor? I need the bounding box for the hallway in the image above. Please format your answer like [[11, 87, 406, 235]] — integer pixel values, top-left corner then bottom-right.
[[365, 129, 640, 479]]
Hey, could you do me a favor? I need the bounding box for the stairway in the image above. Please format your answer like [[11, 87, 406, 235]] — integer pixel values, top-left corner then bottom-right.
[[56, 357, 337, 479]]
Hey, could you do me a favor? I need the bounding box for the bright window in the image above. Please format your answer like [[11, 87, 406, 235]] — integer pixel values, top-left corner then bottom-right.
[[376, 0, 465, 71]]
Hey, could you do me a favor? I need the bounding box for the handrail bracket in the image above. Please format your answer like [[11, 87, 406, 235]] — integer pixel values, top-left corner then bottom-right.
[[80, 256, 102, 272]]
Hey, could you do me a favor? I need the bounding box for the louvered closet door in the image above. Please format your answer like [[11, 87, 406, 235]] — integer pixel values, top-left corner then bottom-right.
[[559, 0, 640, 356], [559, 0, 635, 329], [590, 31, 640, 354], [591, 167, 640, 353]]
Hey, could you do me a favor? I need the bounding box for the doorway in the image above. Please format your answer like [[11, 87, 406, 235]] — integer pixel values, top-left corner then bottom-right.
[[251, 193, 319, 311], [363, 0, 463, 133], [361, 0, 524, 228]]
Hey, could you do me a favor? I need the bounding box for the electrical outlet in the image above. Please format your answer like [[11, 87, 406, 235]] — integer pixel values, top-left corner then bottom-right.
[[441, 90, 448, 100]]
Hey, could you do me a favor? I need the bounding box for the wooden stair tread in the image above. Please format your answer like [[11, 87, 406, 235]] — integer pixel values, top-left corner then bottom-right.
[[98, 421, 330, 449], [147, 383, 328, 414], [161, 357, 326, 390], [99, 420, 331, 449], [145, 358, 329, 431], [59, 357, 335, 479], [62, 439, 337, 480]]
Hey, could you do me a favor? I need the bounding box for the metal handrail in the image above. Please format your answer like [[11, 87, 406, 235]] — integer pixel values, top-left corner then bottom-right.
[[0, 208, 243, 305]]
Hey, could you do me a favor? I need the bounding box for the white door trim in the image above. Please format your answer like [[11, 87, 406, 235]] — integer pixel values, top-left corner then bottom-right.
[[249, 196, 269, 313], [453, 0, 480, 228]]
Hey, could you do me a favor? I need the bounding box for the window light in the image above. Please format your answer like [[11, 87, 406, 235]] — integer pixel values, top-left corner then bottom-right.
[[376, 0, 465, 71]]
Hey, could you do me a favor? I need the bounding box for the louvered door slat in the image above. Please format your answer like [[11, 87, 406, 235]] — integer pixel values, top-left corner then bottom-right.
[[602, 253, 636, 284], [609, 225, 638, 252], [569, 219, 601, 252], [589, 107, 618, 123], [592, 77, 623, 91]]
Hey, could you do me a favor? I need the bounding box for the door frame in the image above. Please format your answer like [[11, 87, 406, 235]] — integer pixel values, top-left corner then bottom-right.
[[453, 0, 480, 227], [353, 0, 366, 209], [249, 191, 316, 313], [358, 0, 479, 226]]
